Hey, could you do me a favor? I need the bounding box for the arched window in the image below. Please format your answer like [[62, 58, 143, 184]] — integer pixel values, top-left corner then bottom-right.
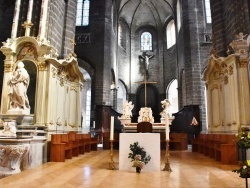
[[177, 0, 181, 31], [167, 79, 178, 114], [166, 20, 176, 49], [118, 23, 126, 49], [204, 0, 211, 23], [76, 0, 90, 26], [141, 32, 152, 51]]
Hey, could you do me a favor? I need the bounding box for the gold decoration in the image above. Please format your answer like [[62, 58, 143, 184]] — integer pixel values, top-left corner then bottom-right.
[[37, 62, 47, 71], [239, 59, 247, 68], [51, 67, 57, 78], [213, 124, 220, 128], [224, 76, 228, 84], [70, 87, 77, 92], [211, 84, 219, 90], [4, 64, 13, 72], [17, 42, 38, 60], [228, 65, 234, 75], [69, 123, 76, 128]]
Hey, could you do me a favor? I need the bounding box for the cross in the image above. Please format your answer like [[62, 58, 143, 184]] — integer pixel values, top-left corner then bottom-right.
[[135, 72, 157, 107]]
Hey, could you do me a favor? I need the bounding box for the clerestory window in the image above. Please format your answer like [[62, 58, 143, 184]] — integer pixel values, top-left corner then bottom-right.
[[141, 32, 152, 51], [166, 20, 176, 49], [204, 0, 211, 23], [76, 0, 90, 26]]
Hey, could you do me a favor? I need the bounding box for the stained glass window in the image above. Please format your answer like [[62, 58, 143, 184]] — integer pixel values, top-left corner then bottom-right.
[[141, 32, 152, 51]]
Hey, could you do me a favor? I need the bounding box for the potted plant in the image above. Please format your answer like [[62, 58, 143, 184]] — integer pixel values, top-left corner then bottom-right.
[[128, 141, 151, 173]]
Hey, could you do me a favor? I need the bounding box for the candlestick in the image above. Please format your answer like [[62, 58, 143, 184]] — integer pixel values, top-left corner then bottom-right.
[[109, 140, 115, 170], [162, 140, 172, 172], [110, 116, 114, 140]]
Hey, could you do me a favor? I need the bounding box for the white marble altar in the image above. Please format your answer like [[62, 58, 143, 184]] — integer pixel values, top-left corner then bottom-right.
[[119, 133, 160, 172]]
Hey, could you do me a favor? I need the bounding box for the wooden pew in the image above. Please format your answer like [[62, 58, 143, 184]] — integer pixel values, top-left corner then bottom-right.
[[76, 133, 85, 154], [82, 134, 91, 152], [68, 131, 79, 157], [102, 132, 119, 150], [191, 135, 199, 152], [50, 134, 66, 162], [61, 133, 73, 159], [198, 134, 207, 154], [214, 134, 237, 164], [161, 133, 188, 150], [82, 133, 98, 151]]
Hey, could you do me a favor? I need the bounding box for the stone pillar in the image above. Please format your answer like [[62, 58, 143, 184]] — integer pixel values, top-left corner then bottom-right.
[[35, 62, 48, 125], [0, 51, 15, 115]]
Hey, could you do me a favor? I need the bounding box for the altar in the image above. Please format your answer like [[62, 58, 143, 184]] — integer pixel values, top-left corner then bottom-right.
[[119, 133, 160, 172]]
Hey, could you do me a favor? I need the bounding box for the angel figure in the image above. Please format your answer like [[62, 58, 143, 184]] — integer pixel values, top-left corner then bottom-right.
[[123, 101, 134, 118]]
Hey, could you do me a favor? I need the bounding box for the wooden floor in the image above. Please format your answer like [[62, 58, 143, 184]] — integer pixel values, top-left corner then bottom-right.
[[0, 148, 246, 188]]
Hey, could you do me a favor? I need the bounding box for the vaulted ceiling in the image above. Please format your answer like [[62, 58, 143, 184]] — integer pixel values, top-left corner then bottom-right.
[[117, 0, 176, 30]]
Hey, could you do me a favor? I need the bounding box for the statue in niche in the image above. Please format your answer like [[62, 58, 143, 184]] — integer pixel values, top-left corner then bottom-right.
[[122, 101, 134, 118], [7, 61, 30, 114], [160, 99, 171, 119]]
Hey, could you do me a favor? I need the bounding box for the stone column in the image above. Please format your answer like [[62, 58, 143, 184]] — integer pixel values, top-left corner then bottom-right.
[[35, 62, 48, 125], [0, 51, 15, 115]]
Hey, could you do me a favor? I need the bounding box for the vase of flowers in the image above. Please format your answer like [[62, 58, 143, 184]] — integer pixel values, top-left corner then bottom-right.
[[128, 142, 151, 173], [233, 160, 250, 178]]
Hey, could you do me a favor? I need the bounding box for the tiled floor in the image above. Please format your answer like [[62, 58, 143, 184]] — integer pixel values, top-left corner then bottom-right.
[[0, 148, 245, 188]]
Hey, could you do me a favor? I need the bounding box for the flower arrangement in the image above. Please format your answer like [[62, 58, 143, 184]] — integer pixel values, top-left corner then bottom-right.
[[128, 142, 151, 173], [235, 129, 250, 148], [232, 160, 250, 178], [232, 127, 250, 178]]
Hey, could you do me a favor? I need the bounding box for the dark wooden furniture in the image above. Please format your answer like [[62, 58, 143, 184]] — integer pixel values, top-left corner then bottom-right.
[[137, 122, 153, 133], [50, 132, 98, 162], [102, 132, 119, 150], [161, 132, 188, 150], [192, 133, 238, 164]]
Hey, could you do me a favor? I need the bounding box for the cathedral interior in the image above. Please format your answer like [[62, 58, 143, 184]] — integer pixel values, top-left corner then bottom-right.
[[0, 0, 250, 178]]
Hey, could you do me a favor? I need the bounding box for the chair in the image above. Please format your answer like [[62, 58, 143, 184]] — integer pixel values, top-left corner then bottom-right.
[[137, 122, 153, 133]]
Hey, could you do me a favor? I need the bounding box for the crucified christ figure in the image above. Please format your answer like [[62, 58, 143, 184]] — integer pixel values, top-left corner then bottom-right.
[[139, 52, 154, 71]]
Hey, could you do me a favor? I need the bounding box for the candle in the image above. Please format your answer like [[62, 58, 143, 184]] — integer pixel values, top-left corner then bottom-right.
[[27, 0, 34, 22], [110, 116, 114, 140], [93, 121, 95, 128], [165, 124, 169, 140]]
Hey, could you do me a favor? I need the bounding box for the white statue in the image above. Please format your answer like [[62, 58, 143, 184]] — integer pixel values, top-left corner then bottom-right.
[[0, 121, 16, 137], [122, 101, 134, 118], [160, 99, 171, 119], [8, 61, 30, 114]]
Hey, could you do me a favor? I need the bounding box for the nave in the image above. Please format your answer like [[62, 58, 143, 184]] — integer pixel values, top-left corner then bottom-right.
[[0, 148, 245, 188]]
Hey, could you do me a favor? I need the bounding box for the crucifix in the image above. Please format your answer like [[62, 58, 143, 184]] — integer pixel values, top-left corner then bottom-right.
[[135, 72, 157, 107]]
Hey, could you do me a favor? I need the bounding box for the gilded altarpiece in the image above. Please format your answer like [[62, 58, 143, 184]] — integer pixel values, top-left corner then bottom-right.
[[203, 39, 250, 133]]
